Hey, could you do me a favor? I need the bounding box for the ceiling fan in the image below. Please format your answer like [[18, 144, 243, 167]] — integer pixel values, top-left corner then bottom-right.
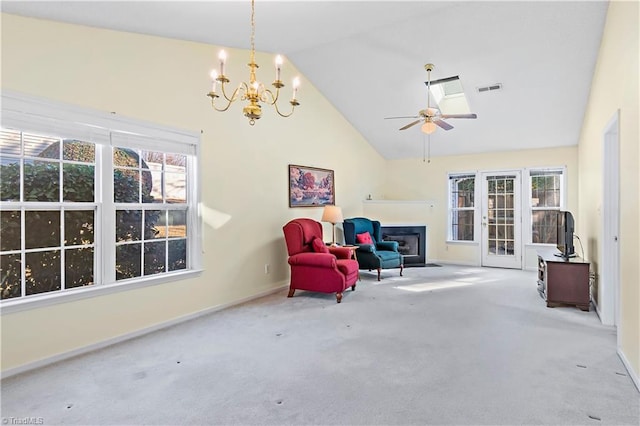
[[385, 63, 477, 134]]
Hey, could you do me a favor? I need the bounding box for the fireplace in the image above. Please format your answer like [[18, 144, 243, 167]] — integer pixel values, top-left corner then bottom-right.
[[380, 225, 426, 267]]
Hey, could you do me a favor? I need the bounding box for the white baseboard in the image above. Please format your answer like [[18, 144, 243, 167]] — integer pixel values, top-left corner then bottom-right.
[[429, 259, 479, 267], [617, 347, 640, 393], [1, 282, 289, 380]]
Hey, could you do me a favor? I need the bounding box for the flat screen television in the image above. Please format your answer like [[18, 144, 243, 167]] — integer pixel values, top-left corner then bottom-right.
[[555, 210, 576, 259]]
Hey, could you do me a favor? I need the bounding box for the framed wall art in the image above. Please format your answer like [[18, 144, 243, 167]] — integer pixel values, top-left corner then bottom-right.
[[288, 164, 335, 207]]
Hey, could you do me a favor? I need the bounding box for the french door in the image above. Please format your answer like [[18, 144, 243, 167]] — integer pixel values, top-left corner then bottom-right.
[[481, 171, 522, 269]]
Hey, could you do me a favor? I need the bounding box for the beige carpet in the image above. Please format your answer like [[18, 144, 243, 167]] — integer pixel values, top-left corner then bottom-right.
[[1, 265, 638, 425]]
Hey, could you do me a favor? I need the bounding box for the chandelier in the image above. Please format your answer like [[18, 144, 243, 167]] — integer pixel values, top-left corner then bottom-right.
[[207, 0, 300, 125]]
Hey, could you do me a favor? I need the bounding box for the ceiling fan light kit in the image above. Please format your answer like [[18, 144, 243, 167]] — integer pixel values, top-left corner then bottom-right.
[[206, 0, 301, 125], [386, 63, 478, 135]]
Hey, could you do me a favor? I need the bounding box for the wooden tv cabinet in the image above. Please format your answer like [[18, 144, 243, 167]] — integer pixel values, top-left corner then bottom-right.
[[537, 249, 590, 311]]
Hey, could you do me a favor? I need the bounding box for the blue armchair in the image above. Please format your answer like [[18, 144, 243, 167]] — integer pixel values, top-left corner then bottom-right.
[[343, 217, 403, 281]]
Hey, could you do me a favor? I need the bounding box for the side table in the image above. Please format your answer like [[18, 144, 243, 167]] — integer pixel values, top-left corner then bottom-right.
[[342, 245, 360, 280]]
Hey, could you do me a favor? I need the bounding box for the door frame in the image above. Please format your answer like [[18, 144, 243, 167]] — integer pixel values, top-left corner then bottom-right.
[[480, 170, 522, 269], [600, 110, 620, 338]]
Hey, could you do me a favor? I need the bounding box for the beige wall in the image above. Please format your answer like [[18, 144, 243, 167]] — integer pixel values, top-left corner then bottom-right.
[[577, 1, 639, 377], [0, 14, 386, 372], [370, 147, 578, 269]]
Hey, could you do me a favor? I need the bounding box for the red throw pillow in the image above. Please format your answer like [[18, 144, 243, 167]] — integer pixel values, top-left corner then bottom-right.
[[356, 232, 373, 244], [312, 237, 330, 253]]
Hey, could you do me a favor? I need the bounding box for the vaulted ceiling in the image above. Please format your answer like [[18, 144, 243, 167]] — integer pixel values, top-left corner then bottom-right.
[[1, 1, 608, 159]]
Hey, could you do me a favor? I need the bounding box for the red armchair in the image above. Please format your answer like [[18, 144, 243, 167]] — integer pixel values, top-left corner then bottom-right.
[[283, 218, 359, 303]]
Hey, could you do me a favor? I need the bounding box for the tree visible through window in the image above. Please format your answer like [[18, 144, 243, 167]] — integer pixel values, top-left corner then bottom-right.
[[449, 174, 476, 241], [0, 128, 192, 301], [530, 170, 563, 244]]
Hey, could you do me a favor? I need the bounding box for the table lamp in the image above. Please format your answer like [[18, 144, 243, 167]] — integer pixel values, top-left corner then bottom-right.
[[321, 205, 343, 246]]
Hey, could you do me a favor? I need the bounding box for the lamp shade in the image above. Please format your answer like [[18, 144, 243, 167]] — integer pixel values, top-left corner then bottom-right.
[[321, 205, 343, 224], [421, 121, 437, 134]]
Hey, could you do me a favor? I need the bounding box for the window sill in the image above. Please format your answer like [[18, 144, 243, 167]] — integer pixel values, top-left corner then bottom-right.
[[445, 240, 478, 245], [0, 269, 204, 315]]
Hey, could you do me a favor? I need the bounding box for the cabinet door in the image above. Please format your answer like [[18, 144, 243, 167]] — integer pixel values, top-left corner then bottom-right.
[[546, 263, 589, 304]]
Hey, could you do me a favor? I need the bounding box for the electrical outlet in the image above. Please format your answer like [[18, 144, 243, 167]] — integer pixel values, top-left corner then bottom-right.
[[264, 264, 270, 274]]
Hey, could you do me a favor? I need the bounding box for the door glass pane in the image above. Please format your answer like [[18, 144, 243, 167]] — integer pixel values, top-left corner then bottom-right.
[[486, 175, 516, 258]]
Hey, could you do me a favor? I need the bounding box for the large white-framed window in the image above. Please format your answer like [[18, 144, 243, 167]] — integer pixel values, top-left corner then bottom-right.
[[448, 173, 476, 241], [529, 168, 565, 244], [0, 92, 201, 309]]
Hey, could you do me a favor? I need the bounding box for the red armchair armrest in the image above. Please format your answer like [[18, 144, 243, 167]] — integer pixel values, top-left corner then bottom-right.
[[288, 252, 337, 268], [328, 246, 351, 259]]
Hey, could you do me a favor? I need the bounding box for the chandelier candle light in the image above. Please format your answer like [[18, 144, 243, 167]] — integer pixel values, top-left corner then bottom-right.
[[207, 0, 300, 125]]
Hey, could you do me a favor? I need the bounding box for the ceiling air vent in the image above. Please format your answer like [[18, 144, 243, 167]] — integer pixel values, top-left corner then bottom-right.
[[477, 83, 502, 93]]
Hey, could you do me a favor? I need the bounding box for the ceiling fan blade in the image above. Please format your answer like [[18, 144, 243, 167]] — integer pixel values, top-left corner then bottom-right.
[[399, 119, 422, 130], [440, 113, 478, 119], [385, 115, 420, 120], [433, 119, 454, 130]]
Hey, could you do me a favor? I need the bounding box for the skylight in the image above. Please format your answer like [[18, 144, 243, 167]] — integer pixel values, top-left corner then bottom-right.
[[425, 75, 471, 114]]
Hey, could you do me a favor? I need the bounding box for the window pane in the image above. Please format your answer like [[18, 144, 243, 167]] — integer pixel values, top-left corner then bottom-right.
[[166, 173, 186, 204], [24, 133, 59, 158], [168, 210, 187, 238], [65, 247, 94, 289], [63, 140, 95, 162], [114, 168, 140, 203], [1, 210, 21, 251], [146, 159, 164, 204], [145, 210, 165, 239], [116, 210, 142, 242], [114, 148, 140, 167], [24, 160, 59, 202], [168, 239, 187, 271], [144, 241, 166, 276], [532, 210, 558, 243], [25, 211, 60, 249], [142, 151, 163, 204], [25, 250, 61, 295], [453, 210, 474, 241], [166, 153, 186, 168], [63, 164, 95, 202], [0, 158, 20, 201], [0, 129, 21, 155], [65, 210, 94, 246], [1, 253, 22, 299], [116, 244, 141, 280]]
